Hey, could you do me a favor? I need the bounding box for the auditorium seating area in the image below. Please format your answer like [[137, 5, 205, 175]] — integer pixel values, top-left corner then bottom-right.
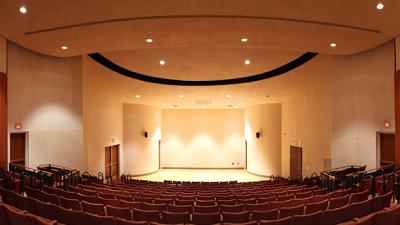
[[0, 176, 399, 225]]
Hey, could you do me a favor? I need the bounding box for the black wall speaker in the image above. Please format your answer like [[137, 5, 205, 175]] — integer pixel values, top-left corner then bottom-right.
[[256, 132, 261, 139], [144, 132, 148, 138]]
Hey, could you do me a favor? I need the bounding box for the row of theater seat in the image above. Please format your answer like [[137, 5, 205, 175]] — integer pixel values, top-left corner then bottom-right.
[[0, 183, 396, 225]]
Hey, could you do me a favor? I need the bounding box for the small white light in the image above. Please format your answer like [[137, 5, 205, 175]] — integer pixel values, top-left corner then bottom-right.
[[377, 3, 384, 9], [61, 46, 68, 50], [19, 6, 27, 14], [146, 38, 153, 43], [226, 94, 231, 98], [160, 60, 165, 65], [330, 43, 337, 48], [201, 106, 205, 109], [241, 38, 248, 42], [178, 95, 184, 98], [135, 95, 141, 98], [244, 59, 251, 65]]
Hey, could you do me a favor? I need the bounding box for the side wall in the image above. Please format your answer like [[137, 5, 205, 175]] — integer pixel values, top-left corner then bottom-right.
[[123, 104, 161, 175], [83, 56, 123, 174], [281, 55, 332, 177], [0, 37, 7, 169], [245, 104, 281, 176], [331, 41, 395, 170], [161, 109, 245, 168], [7, 43, 83, 169]]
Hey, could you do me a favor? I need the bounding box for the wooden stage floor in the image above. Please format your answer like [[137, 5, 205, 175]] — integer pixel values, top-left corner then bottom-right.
[[134, 169, 267, 182]]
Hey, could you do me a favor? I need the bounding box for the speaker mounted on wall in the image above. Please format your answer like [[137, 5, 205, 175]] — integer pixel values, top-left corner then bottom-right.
[[256, 132, 261, 139], [144, 131, 148, 138]]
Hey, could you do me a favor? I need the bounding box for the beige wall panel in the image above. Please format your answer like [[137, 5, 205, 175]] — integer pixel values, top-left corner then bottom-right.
[[396, 36, 400, 70], [7, 43, 83, 169], [0, 37, 5, 73], [83, 56, 123, 174], [123, 103, 161, 175], [161, 109, 244, 168], [281, 55, 332, 178], [245, 103, 281, 176], [331, 41, 395, 170]]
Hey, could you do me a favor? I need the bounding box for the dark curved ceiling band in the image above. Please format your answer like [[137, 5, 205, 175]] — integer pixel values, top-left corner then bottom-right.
[[88, 52, 318, 86], [25, 14, 379, 35]]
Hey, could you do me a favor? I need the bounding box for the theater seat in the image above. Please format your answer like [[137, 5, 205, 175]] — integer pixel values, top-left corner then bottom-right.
[[106, 205, 132, 220], [222, 211, 251, 223], [115, 218, 147, 225], [191, 212, 221, 225], [84, 212, 115, 225], [56, 205, 86, 225], [292, 211, 322, 225], [161, 211, 190, 224], [374, 204, 400, 225], [259, 216, 292, 225]]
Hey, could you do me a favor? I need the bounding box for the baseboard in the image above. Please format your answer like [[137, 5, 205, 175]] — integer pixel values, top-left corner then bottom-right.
[[246, 170, 272, 178], [161, 167, 245, 170], [126, 170, 159, 177]]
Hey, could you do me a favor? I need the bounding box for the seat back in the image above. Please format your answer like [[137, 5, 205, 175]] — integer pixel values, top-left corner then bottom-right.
[[349, 198, 372, 219], [222, 211, 251, 223], [106, 205, 132, 220], [349, 190, 370, 204], [132, 208, 161, 222], [161, 211, 190, 224], [305, 199, 329, 214], [194, 205, 220, 213], [371, 191, 393, 212], [35, 200, 59, 221], [328, 194, 350, 209], [251, 209, 279, 221], [321, 205, 351, 225], [259, 216, 292, 225], [56, 206, 86, 225], [292, 211, 322, 225], [84, 212, 115, 225], [4, 204, 37, 225], [220, 204, 244, 212], [374, 204, 400, 225], [82, 200, 106, 216], [279, 204, 305, 218], [191, 212, 221, 225], [59, 196, 82, 211]]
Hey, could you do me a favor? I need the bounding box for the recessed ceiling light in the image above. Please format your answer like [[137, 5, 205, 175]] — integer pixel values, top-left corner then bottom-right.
[[201, 106, 205, 109], [376, 3, 384, 9], [19, 6, 27, 14], [241, 38, 248, 42], [330, 43, 337, 48], [226, 94, 231, 98], [178, 94, 184, 98], [135, 95, 141, 98], [61, 46, 68, 50], [244, 59, 251, 65], [170, 105, 178, 108], [159, 60, 165, 65], [146, 38, 153, 43]]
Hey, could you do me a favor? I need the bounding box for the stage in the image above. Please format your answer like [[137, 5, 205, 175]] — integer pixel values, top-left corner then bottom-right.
[[134, 169, 267, 182]]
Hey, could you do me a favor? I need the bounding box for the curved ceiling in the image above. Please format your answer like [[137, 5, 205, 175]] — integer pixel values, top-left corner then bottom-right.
[[0, 0, 400, 57]]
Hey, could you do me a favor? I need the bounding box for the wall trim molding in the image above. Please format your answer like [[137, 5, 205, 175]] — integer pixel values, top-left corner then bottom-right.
[[161, 167, 245, 170], [88, 52, 318, 86]]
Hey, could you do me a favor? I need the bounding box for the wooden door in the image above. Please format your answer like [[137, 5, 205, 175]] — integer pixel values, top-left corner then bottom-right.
[[380, 133, 395, 165], [105, 145, 119, 181], [290, 146, 302, 178], [10, 133, 26, 166]]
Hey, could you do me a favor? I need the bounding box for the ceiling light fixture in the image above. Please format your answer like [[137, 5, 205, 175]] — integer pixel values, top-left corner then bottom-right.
[[330, 43, 337, 48], [241, 38, 248, 42], [226, 94, 232, 98], [178, 94, 184, 98], [376, 3, 384, 9], [159, 60, 165, 65], [245, 59, 251, 65], [19, 6, 27, 14], [146, 38, 153, 43], [61, 46, 68, 50], [135, 95, 141, 98]]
